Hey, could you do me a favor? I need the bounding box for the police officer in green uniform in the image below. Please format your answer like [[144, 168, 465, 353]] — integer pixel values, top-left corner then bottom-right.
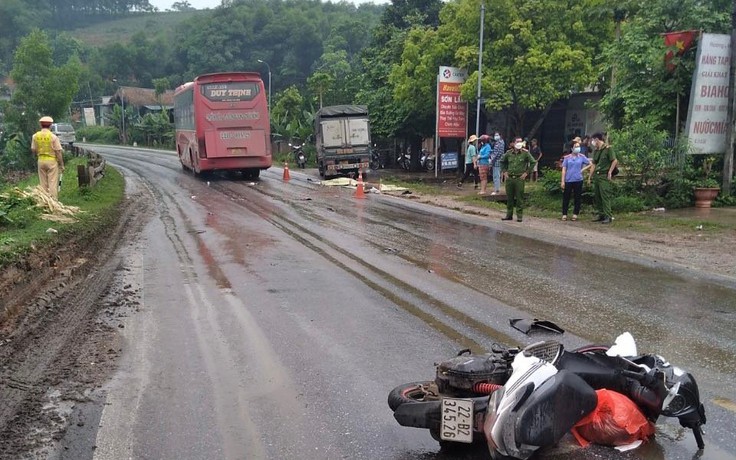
[[587, 132, 618, 224], [500, 137, 536, 222]]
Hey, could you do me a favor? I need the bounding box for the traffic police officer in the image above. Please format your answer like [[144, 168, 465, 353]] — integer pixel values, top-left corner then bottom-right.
[[501, 137, 536, 222], [587, 132, 618, 224], [31, 116, 65, 200]]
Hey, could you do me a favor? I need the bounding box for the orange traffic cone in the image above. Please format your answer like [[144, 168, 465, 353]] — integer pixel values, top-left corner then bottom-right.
[[355, 169, 366, 199], [283, 161, 291, 181]]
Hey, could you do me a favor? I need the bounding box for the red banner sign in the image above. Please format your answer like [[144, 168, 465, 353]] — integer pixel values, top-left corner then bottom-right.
[[437, 82, 466, 138], [437, 66, 467, 138]]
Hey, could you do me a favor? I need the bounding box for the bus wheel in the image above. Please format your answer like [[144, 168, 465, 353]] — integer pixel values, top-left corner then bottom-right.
[[243, 169, 260, 180]]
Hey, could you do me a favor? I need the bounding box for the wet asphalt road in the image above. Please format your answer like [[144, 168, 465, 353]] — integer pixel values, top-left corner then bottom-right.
[[70, 145, 735, 460]]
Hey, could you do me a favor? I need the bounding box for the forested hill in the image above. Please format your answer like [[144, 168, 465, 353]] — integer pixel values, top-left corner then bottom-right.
[[1, 0, 155, 75], [3, 0, 156, 32], [1, 0, 384, 101]]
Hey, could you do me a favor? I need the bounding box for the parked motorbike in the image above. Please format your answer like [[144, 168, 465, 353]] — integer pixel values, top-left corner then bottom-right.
[[290, 142, 307, 169], [388, 334, 705, 458], [396, 149, 435, 171], [397, 150, 411, 170], [420, 149, 435, 172], [370, 148, 384, 170]]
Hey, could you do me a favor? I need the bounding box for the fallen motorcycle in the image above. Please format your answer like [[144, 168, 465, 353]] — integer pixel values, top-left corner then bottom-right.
[[388, 333, 705, 458]]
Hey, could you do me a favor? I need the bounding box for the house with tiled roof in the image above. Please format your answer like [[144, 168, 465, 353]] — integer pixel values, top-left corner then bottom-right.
[[110, 86, 174, 112], [96, 86, 174, 125]]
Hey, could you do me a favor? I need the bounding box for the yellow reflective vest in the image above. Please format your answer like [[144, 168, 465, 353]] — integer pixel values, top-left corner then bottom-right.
[[34, 131, 57, 161]]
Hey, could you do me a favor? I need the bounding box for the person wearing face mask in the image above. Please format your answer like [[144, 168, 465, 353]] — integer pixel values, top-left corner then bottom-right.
[[500, 137, 536, 222], [560, 141, 590, 221], [476, 134, 492, 194], [489, 132, 505, 195], [587, 132, 618, 224]]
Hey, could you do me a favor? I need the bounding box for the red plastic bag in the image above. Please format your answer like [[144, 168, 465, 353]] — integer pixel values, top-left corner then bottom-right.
[[571, 389, 655, 447]]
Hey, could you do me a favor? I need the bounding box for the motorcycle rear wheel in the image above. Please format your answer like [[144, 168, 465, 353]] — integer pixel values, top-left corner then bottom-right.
[[387, 381, 440, 411]]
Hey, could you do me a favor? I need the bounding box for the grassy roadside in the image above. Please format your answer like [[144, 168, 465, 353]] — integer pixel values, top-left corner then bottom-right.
[[0, 157, 125, 268], [381, 176, 732, 236]]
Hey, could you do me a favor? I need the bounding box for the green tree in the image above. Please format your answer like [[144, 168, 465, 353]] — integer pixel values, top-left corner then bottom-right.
[[441, 0, 609, 137], [307, 72, 334, 109], [104, 104, 136, 144], [153, 77, 170, 109], [390, 26, 447, 142], [171, 1, 195, 11], [133, 111, 173, 147], [271, 85, 310, 141], [0, 0, 50, 73], [5, 30, 81, 138], [357, 0, 443, 162], [597, 0, 729, 131]]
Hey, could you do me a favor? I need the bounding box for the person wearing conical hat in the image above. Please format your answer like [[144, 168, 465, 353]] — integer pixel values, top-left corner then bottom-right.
[[31, 116, 64, 200], [457, 134, 479, 189]]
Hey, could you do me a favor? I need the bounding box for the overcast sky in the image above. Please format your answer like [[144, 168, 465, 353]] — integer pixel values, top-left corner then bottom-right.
[[149, 0, 387, 9]]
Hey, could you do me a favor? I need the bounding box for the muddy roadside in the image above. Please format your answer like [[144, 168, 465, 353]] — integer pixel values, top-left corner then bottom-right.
[[0, 191, 150, 459]]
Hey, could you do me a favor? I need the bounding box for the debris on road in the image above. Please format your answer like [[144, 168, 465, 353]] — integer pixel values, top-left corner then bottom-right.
[[318, 178, 410, 193], [509, 318, 565, 334], [320, 177, 358, 187], [571, 389, 655, 448], [2, 186, 82, 223]]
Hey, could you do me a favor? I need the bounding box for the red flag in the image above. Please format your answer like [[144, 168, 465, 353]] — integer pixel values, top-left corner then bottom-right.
[[663, 30, 699, 72]]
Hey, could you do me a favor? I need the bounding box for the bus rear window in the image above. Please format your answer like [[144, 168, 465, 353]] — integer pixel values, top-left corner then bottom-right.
[[201, 82, 260, 102]]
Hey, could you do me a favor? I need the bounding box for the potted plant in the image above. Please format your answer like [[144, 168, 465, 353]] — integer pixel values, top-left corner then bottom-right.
[[692, 155, 721, 208]]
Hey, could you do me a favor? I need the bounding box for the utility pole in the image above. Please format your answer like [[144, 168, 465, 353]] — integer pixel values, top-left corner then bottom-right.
[[475, 2, 485, 138], [112, 79, 125, 144], [258, 60, 272, 114], [723, 0, 736, 193], [121, 88, 126, 144]]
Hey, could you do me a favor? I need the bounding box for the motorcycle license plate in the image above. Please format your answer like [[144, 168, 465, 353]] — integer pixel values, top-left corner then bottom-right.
[[440, 398, 473, 443]]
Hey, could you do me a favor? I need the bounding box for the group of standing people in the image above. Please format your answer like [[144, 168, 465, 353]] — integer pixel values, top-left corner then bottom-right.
[[459, 131, 618, 224], [560, 133, 618, 224], [459, 133, 537, 222]]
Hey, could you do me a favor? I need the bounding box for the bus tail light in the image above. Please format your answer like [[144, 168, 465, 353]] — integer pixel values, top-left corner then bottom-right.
[[198, 138, 207, 158]]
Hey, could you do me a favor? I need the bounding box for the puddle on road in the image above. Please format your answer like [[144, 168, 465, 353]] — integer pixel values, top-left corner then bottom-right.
[[362, 203, 736, 377]]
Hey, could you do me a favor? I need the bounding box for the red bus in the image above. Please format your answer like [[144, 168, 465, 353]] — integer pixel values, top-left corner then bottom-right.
[[174, 72, 272, 179]]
